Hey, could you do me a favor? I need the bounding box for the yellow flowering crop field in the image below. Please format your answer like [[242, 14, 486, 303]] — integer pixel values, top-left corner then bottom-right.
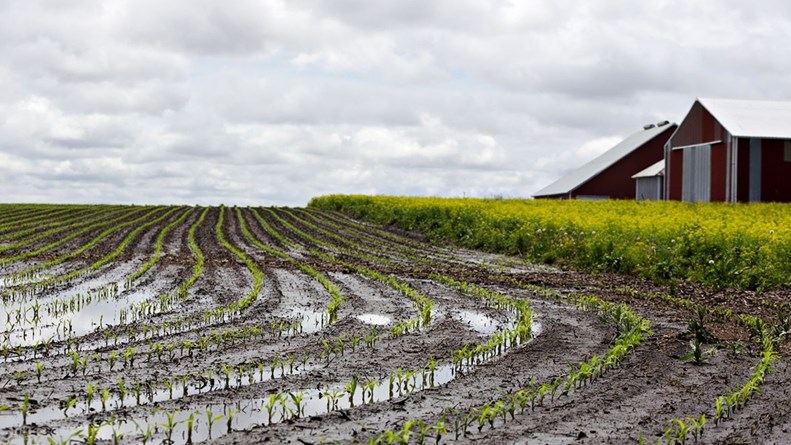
[[309, 195, 791, 291]]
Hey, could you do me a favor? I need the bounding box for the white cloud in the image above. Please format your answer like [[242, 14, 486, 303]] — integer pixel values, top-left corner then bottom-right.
[[0, 0, 790, 205]]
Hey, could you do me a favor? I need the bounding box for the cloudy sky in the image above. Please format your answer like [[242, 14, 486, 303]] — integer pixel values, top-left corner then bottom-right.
[[1, 1, 790, 206]]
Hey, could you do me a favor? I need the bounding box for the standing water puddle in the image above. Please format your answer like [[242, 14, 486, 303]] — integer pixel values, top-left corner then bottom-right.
[[356, 313, 391, 325], [453, 309, 503, 336]]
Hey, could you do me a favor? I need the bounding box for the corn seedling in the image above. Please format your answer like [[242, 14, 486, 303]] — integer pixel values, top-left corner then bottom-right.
[[226, 407, 236, 433], [85, 383, 96, 410], [63, 394, 78, 416], [324, 388, 343, 411], [264, 393, 279, 424], [160, 409, 181, 443], [289, 391, 306, 418], [205, 408, 224, 439], [164, 378, 174, 399], [131, 419, 156, 445], [35, 361, 43, 383], [186, 411, 196, 444], [100, 387, 110, 411], [117, 377, 126, 406], [681, 338, 715, 365], [21, 392, 29, 425], [84, 422, 101, 445], [433, 415, 448, 445]]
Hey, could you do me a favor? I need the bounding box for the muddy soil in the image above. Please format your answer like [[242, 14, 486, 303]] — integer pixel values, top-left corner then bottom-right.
[[0, 205, 788, 445]]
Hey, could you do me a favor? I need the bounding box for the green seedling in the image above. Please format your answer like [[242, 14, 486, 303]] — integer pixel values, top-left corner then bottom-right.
[[63, 395, 78, 416], [164, 379, 174, 399], [186, 411, 196, 444], [111, 420, 124, 445], [344, 375, 360, 407], [226, 407, 236, 433], [100, 387, 110, 411], [289, 391, 305, 418], [133, 380, 142, 405], [86, 383, 95, 408], [681, 338, 716, 365], [205, 408, 224, 439], [264, 393, 279, 424], [117, 377, 126, 406], [123, 346, 136, 368], [21, 392, 29, 425], [321, 340, 333, 363], [687, 413, 707, 442], [35, 361, 43, 383], [364, 378, 379, 404], [433, 415, 448, 445], [324, 388, 343, 411], [160, 409, 181, 443], [84, 422, 101, 445]]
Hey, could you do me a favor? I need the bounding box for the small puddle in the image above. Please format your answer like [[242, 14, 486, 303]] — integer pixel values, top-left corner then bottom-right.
[[356, 313, 391, 326], [281, 308, 331, 334], [453, 310, 502, 336]]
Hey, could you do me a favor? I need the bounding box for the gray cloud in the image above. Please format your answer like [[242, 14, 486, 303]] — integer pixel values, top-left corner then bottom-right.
[[1, 0, 790, 205]]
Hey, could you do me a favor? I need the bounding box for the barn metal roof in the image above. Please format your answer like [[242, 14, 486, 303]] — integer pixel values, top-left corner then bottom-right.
[[632, 159, 664, 178], [533, 124, 674, 197], [698, 98, 791, 139]]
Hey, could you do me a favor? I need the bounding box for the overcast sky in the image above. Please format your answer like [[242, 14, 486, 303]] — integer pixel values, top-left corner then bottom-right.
[[1, 1, 790, 206]]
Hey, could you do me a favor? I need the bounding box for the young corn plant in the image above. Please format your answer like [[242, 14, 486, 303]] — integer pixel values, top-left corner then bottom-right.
[[288, 391, 306, 418], [100, 387, 111, 411], [323, 389, 343, 411], [160, 409, 181, 443], [186, 411, 196, 444], [681, 338, 716, 365], [34, 361, 44, 383], [226, 407, 236, 433], [345, 375, 360, 407], [264, 393, 280, 425], [21, 392, 30, 425], [205, 408, 224, 439], [63, 394, 78, 416], [364, 378, 380, 404], [84, 422, 101, 445], [131, 419, 156, 445]]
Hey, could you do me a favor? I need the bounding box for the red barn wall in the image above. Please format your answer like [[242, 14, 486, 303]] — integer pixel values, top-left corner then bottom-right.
[[761, 139, 791, 202], [710, 142, 728, 202], [572, 125, 674, 199], [668, 149, 684, 200], [670, 102, 725, 148], [667, 100, 730, 202]]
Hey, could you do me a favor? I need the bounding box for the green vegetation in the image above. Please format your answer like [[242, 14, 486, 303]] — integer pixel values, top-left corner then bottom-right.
[[310, 195, 791, 290]]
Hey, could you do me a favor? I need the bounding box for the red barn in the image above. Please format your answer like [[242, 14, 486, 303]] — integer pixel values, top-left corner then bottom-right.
[[534, 123, 676, 199], [665, 98, 791, 202]]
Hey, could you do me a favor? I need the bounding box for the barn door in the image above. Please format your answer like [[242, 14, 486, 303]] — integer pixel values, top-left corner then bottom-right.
[[681, 145, 711, 202]]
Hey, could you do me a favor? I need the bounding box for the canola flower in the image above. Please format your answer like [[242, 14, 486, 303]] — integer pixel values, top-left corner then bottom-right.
[[309, 195, 791, 291]]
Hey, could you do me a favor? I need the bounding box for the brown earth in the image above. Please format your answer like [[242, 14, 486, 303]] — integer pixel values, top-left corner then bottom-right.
[[0, 206, 788, 444]]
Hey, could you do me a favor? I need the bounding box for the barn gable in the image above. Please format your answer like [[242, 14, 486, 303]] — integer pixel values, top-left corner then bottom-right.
[[666, 98, 791, 203]]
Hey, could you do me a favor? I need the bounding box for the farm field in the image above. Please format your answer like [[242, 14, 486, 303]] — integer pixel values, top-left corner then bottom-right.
[[0, 203, 790, 444]]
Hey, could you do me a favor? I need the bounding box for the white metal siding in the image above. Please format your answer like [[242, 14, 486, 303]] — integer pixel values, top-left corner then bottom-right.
[[682, 145, 711, 202], [636, 177, 662, 200]]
